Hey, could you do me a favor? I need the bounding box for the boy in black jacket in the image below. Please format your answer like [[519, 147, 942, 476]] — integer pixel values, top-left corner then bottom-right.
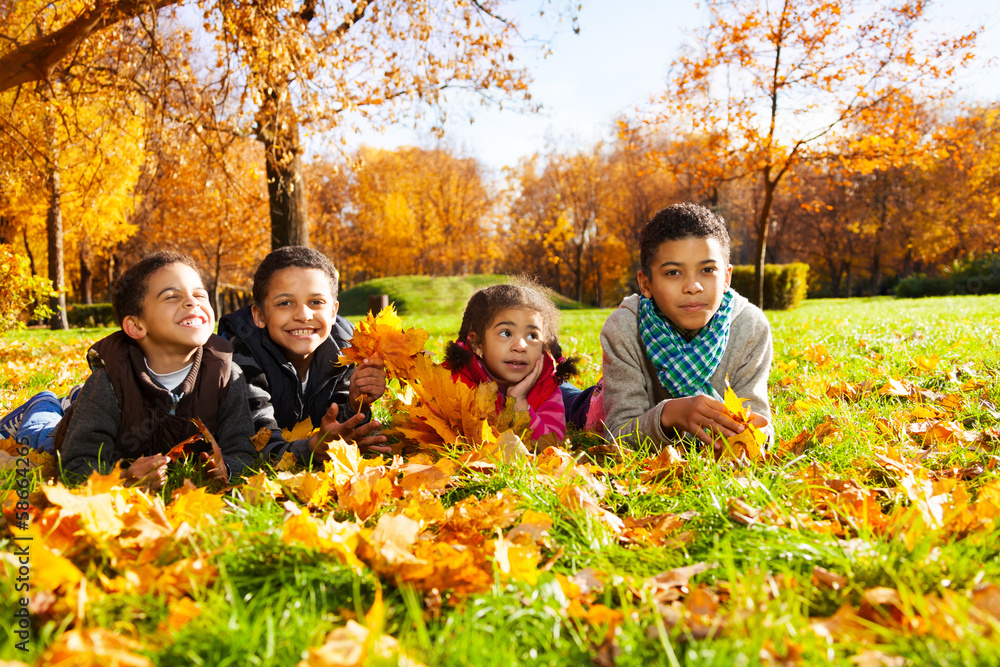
[[218, 247, 387, 466]]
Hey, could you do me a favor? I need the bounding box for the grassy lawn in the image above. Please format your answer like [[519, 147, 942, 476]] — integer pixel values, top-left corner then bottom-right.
[[2, 294, 1000, 665]]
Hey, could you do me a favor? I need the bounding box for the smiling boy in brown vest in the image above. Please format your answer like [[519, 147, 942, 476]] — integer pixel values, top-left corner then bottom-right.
[[55, 251, 257, 487]]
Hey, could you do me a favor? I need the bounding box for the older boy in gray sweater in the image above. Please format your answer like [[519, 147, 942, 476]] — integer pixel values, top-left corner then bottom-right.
[[586, 203, 773, 449]]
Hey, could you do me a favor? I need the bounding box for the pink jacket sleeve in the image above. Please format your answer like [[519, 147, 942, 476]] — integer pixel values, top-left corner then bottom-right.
[[527, 387, 566, 440]]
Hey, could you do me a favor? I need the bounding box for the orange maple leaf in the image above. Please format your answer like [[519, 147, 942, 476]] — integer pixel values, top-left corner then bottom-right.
[[389, 354, 498, 452], [338, 303, 429, 381]]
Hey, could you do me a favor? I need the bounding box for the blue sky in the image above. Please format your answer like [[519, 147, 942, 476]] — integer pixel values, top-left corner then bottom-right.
[[347, 0, 1000, 172]]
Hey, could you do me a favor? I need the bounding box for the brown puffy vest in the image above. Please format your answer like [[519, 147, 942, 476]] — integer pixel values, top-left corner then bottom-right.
[[54, 332, 232, 459]]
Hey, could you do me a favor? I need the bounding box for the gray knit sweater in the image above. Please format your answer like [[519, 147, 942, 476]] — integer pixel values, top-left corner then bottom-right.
[[600, 292, 773, 447]]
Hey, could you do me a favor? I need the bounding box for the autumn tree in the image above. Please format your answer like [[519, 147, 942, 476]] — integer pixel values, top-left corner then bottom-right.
[[308, 146, 497, 284], [1, 2, 148, 326], [646, 0, 977, 307], [1, 1, 576, 252], [125, 127, 270, 316]]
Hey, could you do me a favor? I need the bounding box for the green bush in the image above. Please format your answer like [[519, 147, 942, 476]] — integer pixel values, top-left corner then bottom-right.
[[729, 262, 809, 310], [67, 303, 116, 327], [895, 253, 1000, 299]]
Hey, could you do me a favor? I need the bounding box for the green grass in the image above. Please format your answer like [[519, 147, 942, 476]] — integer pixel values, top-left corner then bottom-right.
[[4, 293, 1000, 664], [338, 274, 584, 317]]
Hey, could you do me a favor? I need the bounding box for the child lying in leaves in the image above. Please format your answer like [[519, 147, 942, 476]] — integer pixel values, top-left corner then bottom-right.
[[0, 251, 258, 488]]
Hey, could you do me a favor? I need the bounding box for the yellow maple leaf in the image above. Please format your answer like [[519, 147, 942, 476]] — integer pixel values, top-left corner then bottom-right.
[[338, 303, 429, 381], [720, 378, 767, 461], [42, 482, 125, 540], [282, 419, 318, 442], [281, 511, 364, 570], [167, 480, 226, 529]]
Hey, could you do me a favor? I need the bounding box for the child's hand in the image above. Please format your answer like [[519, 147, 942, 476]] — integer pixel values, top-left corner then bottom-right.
[[309, 403, 390, 455], [197, 451, 227, 483], [660, 395, 745, 449], [748, 412, 769, 430], [507, 357, 544, 405], [125, 454, 169, 490], [348, 357, 387, 407]]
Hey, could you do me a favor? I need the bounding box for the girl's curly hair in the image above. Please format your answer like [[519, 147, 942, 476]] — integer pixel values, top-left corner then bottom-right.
[[444, 278, 579, 382]]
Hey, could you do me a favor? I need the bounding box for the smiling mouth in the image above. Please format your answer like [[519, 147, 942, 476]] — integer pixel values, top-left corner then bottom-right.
[[179, 315, 207, 327], [286, 328, 318, 337]]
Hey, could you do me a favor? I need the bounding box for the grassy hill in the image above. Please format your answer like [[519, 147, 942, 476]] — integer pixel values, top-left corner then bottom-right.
[[338, 274, 583, 316]]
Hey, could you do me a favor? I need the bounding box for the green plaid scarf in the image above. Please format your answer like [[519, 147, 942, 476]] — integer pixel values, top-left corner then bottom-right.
[[638, 290, 735, 398]]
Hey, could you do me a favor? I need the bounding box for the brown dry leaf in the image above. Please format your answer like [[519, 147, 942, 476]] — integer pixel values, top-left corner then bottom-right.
[[640, 446, 687, 483], [298, 620, 427, 667], [557, 484, 624, 534], [338, 304, 430, 382], [621, 511, 696, 546], [397, 462, 451, 495], [685, 584, 723, 639], [811, 566, 848, 591], [849, 651, 905, 667], [163, 596, 202, 632], [646, 562, 713, 601], [337, 465, 394, 522], [809, 603, 872, 642], [880, 378, 914, 398]]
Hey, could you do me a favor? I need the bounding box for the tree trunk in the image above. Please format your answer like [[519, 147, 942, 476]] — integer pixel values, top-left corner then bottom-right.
[[259, 98, 309, 250], [43, 90, 69, 330], [845, 261, 853, 298], [79, 236, 94, 305], [22, 227, 37, 276], [752, 177, 778, 309]]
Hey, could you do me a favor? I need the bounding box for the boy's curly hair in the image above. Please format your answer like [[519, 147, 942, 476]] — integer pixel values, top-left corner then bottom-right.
[[445, 278, 578, 382], [252, 246, 339, 305], [640, 203, 731, 275], [112, 251, 203, 325]]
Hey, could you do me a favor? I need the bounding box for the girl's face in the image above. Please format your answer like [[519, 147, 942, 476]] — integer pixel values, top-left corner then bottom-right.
[[470, 307, 544, 390]]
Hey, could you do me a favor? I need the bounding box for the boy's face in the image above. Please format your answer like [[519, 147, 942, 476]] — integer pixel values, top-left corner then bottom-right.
[[251, 267, 338, 374], [637, 236, 733, 332], [124, 263, 215, 355]]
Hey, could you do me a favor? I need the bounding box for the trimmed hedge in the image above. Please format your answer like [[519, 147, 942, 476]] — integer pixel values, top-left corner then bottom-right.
[[67, 303, 116, 327], [730, 262, 810, 311], [896, 253, 1000, 299]]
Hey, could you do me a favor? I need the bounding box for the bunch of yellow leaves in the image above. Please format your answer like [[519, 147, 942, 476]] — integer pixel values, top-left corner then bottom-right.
[[718, 378, 767, 461], [338, 303, 429, 381], [389, 354, 498, 453]]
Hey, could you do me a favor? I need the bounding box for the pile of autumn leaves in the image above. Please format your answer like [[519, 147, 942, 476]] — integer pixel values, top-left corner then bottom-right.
[[4, 308, 1000, 665]]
